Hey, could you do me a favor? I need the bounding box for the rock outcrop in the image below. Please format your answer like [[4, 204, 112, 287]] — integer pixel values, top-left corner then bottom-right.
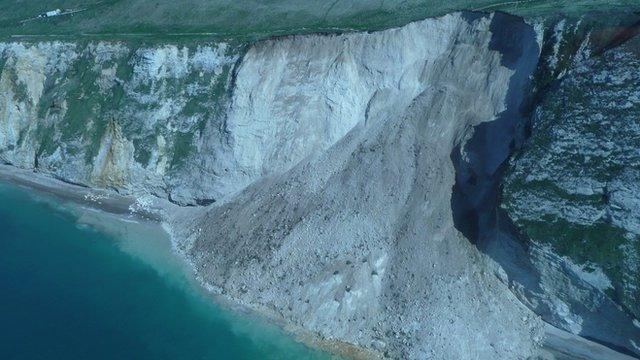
[[501, 33, 640, 356]]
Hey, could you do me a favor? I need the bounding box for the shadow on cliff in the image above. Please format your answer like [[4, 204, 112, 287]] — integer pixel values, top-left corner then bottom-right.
[[450, 12, 548, 321], [451, 11, 538, 251]]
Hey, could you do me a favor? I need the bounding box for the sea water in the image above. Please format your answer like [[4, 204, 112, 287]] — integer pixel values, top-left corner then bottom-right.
[[0, 182, 335, 360]]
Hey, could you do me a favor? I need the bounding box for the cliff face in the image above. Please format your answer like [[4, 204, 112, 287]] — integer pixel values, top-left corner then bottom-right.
[[174, 12, 544, 359], [2, 27, 497, 206], [501, 33, 640, 354], [3, 21, 517, 208], [0, 41, 241, 204]]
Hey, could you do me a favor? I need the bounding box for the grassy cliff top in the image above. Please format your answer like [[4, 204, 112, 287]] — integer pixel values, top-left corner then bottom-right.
[[2, 0, 639, 42]]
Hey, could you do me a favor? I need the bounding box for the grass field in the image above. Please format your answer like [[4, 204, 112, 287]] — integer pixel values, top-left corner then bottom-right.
[[1, 0, 639, 41]]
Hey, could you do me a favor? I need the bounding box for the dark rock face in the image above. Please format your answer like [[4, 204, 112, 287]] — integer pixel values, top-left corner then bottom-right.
[[502, 31, 640, 356]]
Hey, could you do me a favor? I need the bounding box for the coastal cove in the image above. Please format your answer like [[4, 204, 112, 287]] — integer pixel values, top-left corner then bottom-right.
[[0, 181, 336, 360]]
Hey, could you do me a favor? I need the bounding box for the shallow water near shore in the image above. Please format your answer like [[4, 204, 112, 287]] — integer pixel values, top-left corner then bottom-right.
[[0, 182, 336, 360]]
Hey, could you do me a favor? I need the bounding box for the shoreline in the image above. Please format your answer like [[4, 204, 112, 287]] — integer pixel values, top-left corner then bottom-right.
[[0, 164, 375, 360], [2, 164, 634, 360], [161, 212, 381, 360], [0, 164, 168, 222]]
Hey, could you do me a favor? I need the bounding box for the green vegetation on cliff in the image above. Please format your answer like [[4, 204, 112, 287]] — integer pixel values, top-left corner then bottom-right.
[[503, 35, 640, 319], [2, 0, 639, 41]]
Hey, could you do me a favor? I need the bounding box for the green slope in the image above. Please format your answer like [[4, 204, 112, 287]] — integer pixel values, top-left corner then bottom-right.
[[2, 0, 639, 41]]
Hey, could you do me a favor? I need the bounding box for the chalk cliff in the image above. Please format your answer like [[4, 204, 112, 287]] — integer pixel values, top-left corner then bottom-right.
[[175, 12, 544, 359]]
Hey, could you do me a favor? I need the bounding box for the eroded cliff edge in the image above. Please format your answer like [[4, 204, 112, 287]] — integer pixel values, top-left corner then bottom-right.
[[1, 10, 639, 360]]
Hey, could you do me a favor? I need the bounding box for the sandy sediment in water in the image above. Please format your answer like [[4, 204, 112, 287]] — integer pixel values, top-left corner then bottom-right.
[[0, 163, 369, 359]]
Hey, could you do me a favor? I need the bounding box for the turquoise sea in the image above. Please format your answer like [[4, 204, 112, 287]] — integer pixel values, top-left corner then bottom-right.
[[0, 182, 334, 360]]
